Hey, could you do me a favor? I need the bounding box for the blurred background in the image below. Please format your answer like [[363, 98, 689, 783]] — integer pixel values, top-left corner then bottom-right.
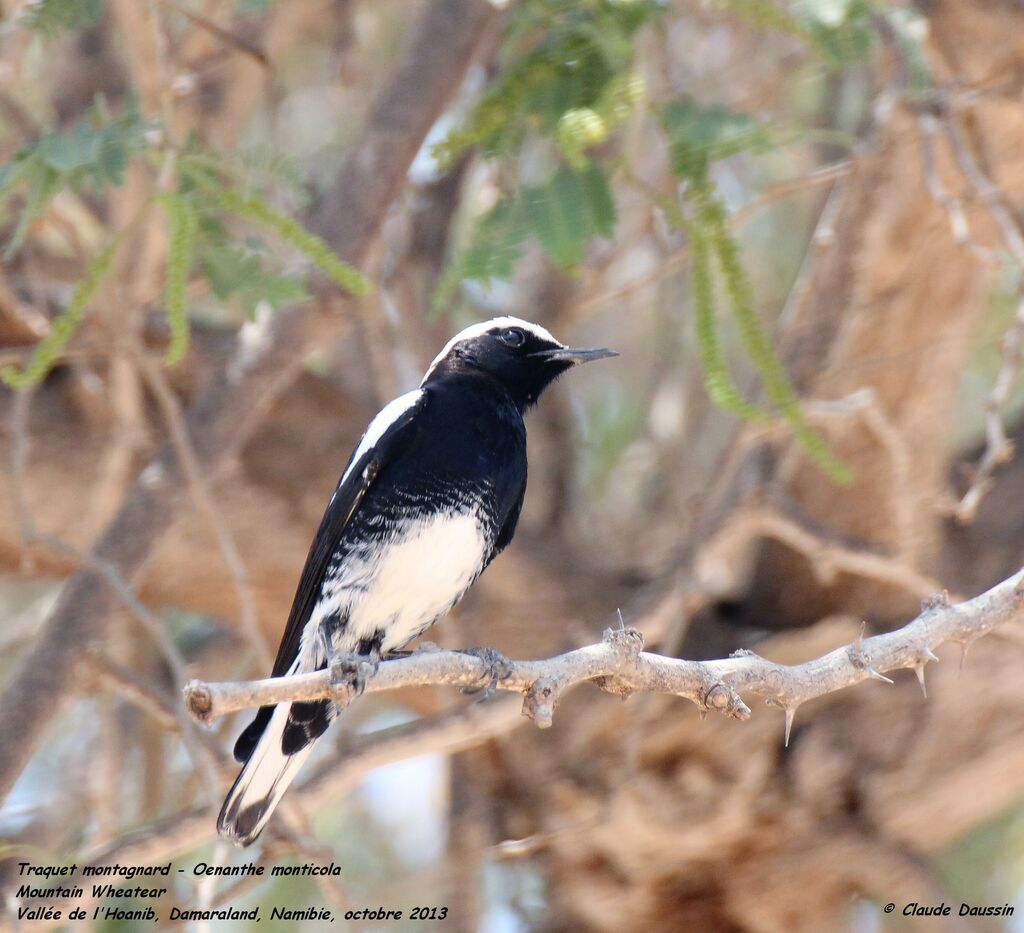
[[2, 0, 1024, 929]]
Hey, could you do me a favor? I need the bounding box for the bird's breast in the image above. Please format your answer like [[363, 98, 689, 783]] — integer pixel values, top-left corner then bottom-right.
[[332, 508, 491, 653]]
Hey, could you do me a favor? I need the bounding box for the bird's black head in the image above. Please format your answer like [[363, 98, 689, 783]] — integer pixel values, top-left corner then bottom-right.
[[421, 317, 617, 409]]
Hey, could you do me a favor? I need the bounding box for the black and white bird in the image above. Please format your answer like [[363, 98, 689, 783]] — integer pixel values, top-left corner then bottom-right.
[[218, 316, 616, 846]]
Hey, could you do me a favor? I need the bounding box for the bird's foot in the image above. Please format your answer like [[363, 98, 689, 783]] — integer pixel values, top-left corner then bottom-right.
[[459, 647, 513, 700], [328, 651, 379, 701]]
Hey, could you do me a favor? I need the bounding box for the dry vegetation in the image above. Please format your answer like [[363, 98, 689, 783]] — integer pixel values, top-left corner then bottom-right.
[[3, 0, 1024, 929]]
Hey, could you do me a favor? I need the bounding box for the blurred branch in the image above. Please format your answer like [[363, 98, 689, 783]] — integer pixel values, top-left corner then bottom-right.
[[703, 501, 944, 597], [915, 112, 997, 263], [913, 95, 1024, 521], [8, 387, 224, 804], [0, 0, 500, 802], [572, 159, 853, 322], [956, 290, 1024, 522], [86, 656, 180, 732], [16, 699, 524, 924], [186, 565, 1024, 740], [158, 0, 271, 68], [134, 343, 270, 668]]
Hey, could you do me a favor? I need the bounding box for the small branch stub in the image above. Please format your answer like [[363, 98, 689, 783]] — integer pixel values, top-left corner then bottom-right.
[[704, 682, 751, 720], [526, 678, 557, 728], [183, 680, 212, 724]]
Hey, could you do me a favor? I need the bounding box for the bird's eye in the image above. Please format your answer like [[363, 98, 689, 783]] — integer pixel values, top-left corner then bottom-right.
[[499, 328, 526, 348]]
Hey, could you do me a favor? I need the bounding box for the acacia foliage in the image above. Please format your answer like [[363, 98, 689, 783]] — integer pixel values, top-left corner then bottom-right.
[[0, 0, 925, 479]]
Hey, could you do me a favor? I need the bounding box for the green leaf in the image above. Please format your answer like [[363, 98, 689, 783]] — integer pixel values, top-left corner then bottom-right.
[[1, 236, 121, 388], [578, 162, 616, 237], [184, 171, 369, 297], [883, 8, 932, 99], [160, 193, 199, 366], [0, 152, 36, 202], [461, 195, 530, 285], [23, 0, 103, 37], [708, 0, 810, 38], [690, 181, 852, 483], [434, 161, 616, 312], [660, 98, 773, 181], [199, 243, 307, 315], [36, 123, 101, 172], [434, 1, 662, 166], [432, 193, 529, 314], [0, 97, 150, 257], [794, 0, 875, 64], [525, 163, 616, 267], [95, 127, 131, 185], [3, 162, 61, 259], [688, 214, 768, 423]]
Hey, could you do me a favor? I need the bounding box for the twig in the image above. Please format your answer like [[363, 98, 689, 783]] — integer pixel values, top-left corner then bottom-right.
[[703, 502, 945, 598], [135, 344, 270, 668], [730, 159, 854, 228], [86, 656, 180, 732], [185, 565, 1023, 739], [955, 290, 1024, 522], [158, 0, 271, 68], [802, 388, 919, 563], [941, 112, 1024, 268], [570, 160, 853, 320], [915, 112, 997, 263], [931, 106, 1024, 518]]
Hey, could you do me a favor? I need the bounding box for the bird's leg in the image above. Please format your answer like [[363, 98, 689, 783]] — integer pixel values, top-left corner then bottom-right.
[[459, 647, 513, 700], [318, 614, 343, 663]]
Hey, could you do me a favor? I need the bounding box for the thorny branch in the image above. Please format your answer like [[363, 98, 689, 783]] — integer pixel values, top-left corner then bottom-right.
[[186, 566, 1024, 744]]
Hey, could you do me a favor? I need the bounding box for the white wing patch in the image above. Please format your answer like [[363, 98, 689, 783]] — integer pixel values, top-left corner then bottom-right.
[[421, 316, 562, 383], [340, 389, 424, 487]]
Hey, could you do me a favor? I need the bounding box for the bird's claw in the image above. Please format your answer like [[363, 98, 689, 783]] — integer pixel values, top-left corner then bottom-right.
[[460, 647, 513, 700], [328, 651, 379, 700]]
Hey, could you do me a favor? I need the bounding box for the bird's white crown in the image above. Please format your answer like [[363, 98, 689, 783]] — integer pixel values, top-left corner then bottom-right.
[[421, 316, 562, 383]]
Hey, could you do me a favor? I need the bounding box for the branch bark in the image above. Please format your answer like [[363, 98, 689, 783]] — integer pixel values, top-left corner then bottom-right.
[[0, 0, 499, 802], [185, 566, 1024, 739]]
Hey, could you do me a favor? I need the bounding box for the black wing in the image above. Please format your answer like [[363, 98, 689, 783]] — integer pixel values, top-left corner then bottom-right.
[[494, 474, 526, 553], [233, 390, 428, 761]]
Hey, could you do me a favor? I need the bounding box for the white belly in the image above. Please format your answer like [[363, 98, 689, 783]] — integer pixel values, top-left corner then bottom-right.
[[306, 511, 488, 662]]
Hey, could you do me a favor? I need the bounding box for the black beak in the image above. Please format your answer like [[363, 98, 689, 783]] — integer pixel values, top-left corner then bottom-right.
[[533, 346, 619, 365]]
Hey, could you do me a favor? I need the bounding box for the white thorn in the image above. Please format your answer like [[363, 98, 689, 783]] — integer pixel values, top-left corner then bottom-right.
[[866, 668, 894, 684], [784, 707, 796, 747], [914, 664, 927, 698], [923, 646, 939, 663]]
